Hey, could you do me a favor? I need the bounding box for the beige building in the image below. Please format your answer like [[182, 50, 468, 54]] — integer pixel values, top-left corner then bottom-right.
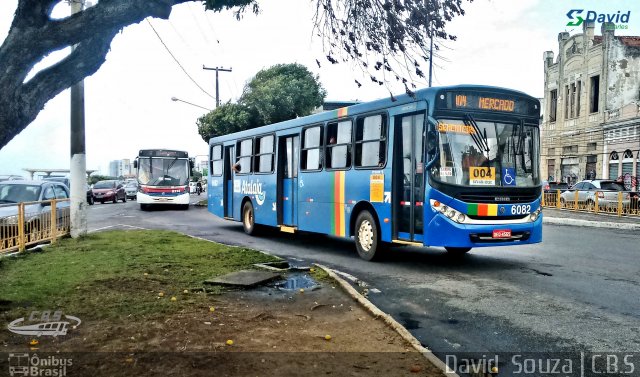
[[541, 22, 640, 189]]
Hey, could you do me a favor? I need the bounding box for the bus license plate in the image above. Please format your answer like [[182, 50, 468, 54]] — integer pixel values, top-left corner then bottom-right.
[[492, 229, 511, 239]]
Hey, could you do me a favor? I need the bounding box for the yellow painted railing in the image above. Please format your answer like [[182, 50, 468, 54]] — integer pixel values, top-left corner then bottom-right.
[[541, 190, 640, 217], [0, 199, 70, 255]]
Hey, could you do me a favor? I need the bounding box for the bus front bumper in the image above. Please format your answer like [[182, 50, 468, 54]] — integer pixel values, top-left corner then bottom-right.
[[424, 213, 543, 248], [136, 192, 190, 205]]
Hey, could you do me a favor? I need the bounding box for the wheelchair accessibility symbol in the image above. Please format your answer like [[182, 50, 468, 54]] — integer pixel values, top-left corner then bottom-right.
[[502, 168, 516, 186]]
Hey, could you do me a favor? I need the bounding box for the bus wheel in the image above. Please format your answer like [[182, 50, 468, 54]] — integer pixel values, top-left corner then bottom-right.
[[445, 247, 471, 255], [242, 201, 256, 235], [140, 204, 148, 211], [355, 210, 381, 261]]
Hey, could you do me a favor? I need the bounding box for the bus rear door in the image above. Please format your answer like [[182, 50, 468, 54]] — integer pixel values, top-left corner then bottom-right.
[[224, 145, 234, 218], [277, 135, 299, 227], [393, 113, 426, 242]]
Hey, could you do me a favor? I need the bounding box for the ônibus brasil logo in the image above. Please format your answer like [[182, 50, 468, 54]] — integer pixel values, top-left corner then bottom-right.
[[566, 9, 631, 29]]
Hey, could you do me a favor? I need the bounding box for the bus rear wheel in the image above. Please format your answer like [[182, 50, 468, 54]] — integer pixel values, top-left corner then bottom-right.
[[445, 247, 471, 255], [242, 201, 256, 235], [355, 210, 381, 261]]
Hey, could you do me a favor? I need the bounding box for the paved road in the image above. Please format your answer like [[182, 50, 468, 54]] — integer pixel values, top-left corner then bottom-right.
[[87, 198, 640, 373]]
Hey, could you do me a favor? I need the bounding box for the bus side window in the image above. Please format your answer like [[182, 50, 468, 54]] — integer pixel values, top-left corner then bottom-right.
[[236, 138, 253, 174], [355, 114, 387, 168], [210, 145, 223, 176], [326, 120, 352, 169], [301, 126, 323, 171], [254, 135, 275, 173]]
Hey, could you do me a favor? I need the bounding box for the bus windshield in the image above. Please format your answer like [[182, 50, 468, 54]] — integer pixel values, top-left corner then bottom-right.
[[138, 157, 190, 186], [432, 118, 540, 187]]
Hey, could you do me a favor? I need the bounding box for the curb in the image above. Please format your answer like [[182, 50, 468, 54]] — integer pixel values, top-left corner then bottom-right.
[[543, 216, 640, 230], [315, 263, 457, 377]]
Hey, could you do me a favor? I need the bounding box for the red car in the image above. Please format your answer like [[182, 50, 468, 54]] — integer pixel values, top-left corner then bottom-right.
[[92, 180, 126, 204]]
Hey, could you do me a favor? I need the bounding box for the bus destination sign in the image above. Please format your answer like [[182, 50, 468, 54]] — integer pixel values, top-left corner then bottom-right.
[[138, 149, 188, 158], [439, 91, 538, 116]]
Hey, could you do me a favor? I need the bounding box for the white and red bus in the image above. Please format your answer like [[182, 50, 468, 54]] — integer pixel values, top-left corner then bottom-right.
[[133, 149, 193, 210]]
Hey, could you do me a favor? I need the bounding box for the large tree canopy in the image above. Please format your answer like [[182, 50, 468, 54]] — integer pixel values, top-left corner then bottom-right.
[[197, 63, 326, 141], [0, 0, 469, 150]]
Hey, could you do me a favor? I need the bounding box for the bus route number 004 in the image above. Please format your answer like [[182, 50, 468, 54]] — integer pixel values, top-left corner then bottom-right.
[[471, 167, 493, 178], [511, 204, 531, 215]]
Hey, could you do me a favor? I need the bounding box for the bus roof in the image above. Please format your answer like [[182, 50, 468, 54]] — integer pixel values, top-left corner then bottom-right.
[[208, 85, 539, 145], [138, 149, 189, 158]]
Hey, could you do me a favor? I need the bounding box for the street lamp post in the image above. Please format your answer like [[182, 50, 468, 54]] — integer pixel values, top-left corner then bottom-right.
[[170, 97, 212, 112]]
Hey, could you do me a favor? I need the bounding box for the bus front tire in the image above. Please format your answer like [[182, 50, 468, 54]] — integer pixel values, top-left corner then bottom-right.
[[354, 210, 381, 261], [242, 201, 256, 235], [445, 247, 471, 255]]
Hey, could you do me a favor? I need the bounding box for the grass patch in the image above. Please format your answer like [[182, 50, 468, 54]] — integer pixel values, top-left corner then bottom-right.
[[310, 266, 331, 283], [0, 230, 278, 320]]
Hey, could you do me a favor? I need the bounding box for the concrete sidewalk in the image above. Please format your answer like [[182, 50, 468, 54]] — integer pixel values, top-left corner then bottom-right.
[[543, 207, 640, 230]]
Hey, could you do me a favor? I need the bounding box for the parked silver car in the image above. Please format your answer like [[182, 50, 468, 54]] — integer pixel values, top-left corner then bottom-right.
[[560, 179, 630, 210], [0, 180, 71, 238]]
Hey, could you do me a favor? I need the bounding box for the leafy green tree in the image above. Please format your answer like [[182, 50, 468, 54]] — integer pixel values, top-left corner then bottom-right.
[[197, 63, 326, 141], [0, 0, 469, 149], [241, 63, 326, 125], [197, 102, 257, 141]]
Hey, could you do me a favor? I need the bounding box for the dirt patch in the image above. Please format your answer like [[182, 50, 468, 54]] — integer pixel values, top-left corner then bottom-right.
[[1, 282, 444, 376]]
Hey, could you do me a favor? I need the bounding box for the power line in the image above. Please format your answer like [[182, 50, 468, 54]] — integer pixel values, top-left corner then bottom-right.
[[146, 18, 215, 99]]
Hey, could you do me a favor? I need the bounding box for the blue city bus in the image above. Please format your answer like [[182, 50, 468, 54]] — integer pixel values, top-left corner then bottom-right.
[[207, 85, 542, 260]]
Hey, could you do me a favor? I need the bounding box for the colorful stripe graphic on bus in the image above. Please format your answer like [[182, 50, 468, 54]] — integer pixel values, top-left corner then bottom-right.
[[332, 171, 346, 237], [467, 203, 498, 216], [337, 107, 348, 118]]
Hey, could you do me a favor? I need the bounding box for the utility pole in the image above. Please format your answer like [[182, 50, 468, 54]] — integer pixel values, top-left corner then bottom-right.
[[69, 0, 88, 238], [203, 66, 232, 108]]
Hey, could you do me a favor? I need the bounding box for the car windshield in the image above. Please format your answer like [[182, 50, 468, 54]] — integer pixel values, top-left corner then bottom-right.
[[126, 182, 137, 188], [137, 157, 190, 186], [0, 184, 42, 203], [431, 118, 540, 187], [94, 181, 115, 189], [601, 182, 624, 191]]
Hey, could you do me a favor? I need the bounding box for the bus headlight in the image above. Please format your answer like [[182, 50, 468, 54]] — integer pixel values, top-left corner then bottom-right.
[[431, 200, 466, 224], [529, 208, 541, 222]]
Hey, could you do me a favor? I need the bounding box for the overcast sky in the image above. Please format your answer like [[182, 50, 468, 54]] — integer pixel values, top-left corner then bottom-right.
[[1, 0, 638, 177]]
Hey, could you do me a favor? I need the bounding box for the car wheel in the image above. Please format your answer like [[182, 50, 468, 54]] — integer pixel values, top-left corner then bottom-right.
[[88, 196, 94, 205], [242, 201, 256, 235], [354, 210, 382, 261], [122, 194, 127, 203], [445, 247, 472, 255], [112, 195, 118, 204]]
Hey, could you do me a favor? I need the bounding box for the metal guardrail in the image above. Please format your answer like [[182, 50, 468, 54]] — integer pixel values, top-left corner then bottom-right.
[[541, 190, 640, 217], [0, 199, 70, 255]]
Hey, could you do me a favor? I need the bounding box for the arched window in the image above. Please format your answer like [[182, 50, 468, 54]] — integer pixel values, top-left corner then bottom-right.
[[609, 151, 619, 180], [623, 149, 633, 159], [609, 151, 619, 160]]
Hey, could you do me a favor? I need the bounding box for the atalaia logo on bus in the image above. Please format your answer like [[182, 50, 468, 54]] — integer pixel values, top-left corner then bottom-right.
[[241, 180, 266, 206], [566, 9, 631, 30]]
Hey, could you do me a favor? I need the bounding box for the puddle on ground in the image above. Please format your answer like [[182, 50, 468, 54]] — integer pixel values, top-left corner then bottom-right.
[[271, 273, 318, 291]]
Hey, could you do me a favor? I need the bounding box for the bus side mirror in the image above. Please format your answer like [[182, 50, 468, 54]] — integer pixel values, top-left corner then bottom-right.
[[133, 160, 137, 169], [425, 117, 439, 169], [190, 159, 195, 170]]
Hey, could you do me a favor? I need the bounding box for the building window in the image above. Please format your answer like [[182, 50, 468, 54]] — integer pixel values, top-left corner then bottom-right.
[[623, 149, 633, 159], [547, 147, 555, 156], [562, 145, 578, 154], [236, 139, 253, 174], [576, 81, 581, 117], [547, 160, 555, 180], [570, 83, 577, 118], [587, 142, 597, 151], [301, 126, 323, 171], [355, 114, 387, 168], [325, 120, 352, 169], [254, 135, 275, 173], [564, 85, 570, 119], [549, 90, 557, 122], [590, 75, 600, 113], [210, 144, 223, 176]]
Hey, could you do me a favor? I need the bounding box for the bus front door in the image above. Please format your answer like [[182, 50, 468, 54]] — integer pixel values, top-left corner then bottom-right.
[[224, 145, 234, 218], [278, 135, 299, 227], [393, 113, 425, 242]]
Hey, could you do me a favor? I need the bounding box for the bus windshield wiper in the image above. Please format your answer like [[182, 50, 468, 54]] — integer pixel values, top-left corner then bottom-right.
[[464, 114, 490, 153]]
